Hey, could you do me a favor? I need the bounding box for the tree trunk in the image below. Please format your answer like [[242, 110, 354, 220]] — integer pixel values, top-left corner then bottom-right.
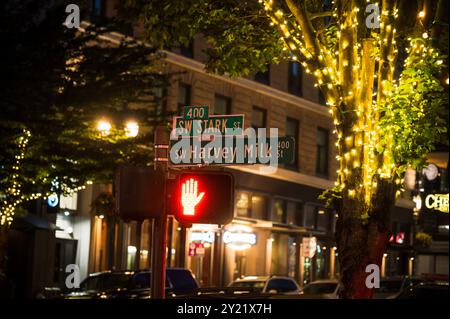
[[0, 225, 10, 298], [335, 179, 396, 299]]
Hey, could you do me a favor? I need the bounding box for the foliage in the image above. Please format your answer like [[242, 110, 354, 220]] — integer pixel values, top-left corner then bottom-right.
[[415, 231, 433, 248], [120, 0, 285, 76], [380, 38, 449, 176], [91, 192, 116, 218], [319, 186, 342, 210], [127, 0, 448, 213], [0, 0, 171, 224]]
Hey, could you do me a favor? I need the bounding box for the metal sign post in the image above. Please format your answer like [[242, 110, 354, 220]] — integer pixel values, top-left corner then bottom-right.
[[151, 126, 170, 299]]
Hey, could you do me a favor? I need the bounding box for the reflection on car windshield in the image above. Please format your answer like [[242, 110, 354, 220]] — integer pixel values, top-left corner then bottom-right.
[[230, 281, 266, 290], [80, 273, 132, 291], [266, 279, 298, 292], [302, 283, 337, 294], [398, 286, 449, 299], [377, 280, 402, 293]]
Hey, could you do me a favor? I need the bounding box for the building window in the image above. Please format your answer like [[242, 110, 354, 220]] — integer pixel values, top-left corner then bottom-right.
[[318, 89, 326, 106], [286, 117, 299, 169], [214, 94, 231, 115], [303, 205, 328, 230], [316, 128, 329, 177], [288, 62, 303, 96], [316, 208, 329, 232], [92, 0, 104, 17], [254, 67, 271, 85], [251, 194, 269, 220], [303, 204, 316, 229], [273, 199, 287, 224], [236, 191, 269, 220], [180, 40, 194, 59], [252, 106, 266, 130], [236, 191, 250, 217], [286, 201, 303, 226], [177, 83, 191, 115]]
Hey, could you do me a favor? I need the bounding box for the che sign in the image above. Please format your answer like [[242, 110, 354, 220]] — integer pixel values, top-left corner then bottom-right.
[[425, 193, 449, 213]]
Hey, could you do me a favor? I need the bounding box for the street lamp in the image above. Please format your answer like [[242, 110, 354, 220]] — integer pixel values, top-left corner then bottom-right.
[[97, 119, 112, 136], [125, 121, 139, 138]]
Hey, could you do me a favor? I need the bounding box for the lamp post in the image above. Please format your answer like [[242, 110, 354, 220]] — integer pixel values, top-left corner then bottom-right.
[[96, 118, 139, 138]]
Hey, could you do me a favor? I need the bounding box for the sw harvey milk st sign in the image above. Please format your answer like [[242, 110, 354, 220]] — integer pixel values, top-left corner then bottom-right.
[[169, 136, 295, 165], [170, 106, 295, 167]]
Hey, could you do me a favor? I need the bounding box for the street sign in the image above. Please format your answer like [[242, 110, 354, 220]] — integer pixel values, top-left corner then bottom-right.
[[169, 136, 295, 166], [301, 237, 317, 258], [173, 114, 244, 137], [183, 106, 209, 120]]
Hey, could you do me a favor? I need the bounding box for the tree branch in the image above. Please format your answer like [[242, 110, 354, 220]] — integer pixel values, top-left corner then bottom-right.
[[285, 0, 321, 56], [284, 0, 339, 102], [309, 11, 334, 20]]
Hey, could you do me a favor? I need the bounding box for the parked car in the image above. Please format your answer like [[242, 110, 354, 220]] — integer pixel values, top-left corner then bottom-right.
[[373, 276, 423, 299], [63, 268, 199, 299], [227, 276, 301, 295], [299, 280, 340, 299], [393, 282, 449, 299]]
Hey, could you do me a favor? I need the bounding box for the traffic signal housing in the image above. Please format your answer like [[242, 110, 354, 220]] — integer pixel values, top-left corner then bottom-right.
[[115, 165, 165, 221], [173, 171, 234, 225]]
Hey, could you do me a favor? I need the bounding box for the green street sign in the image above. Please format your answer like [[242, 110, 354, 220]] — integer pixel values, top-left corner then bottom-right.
[[173, 114, 244, 137], [183, 106, 209, 120], [169, 136, 295, 166]]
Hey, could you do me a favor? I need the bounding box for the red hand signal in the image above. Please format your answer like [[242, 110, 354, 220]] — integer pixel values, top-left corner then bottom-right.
[[181, 178, 205, 215]]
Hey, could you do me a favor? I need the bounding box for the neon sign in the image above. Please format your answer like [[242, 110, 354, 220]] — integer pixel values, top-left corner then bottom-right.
[[47, 194, 59, 208], [389, 232, 406, 244], [223, 226, 257, 250], [425, 194, 449, 213]]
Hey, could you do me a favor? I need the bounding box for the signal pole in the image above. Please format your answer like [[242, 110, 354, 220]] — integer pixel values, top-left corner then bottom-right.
[[151, 126, 170, 299]]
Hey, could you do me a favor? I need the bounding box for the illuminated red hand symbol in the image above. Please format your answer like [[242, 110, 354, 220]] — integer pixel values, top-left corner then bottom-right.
[[181, 178, 205, 215]]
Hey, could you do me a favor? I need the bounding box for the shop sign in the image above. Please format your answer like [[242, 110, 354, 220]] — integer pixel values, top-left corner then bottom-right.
[[195, 243, 205, 256], [190, 231, 215, 243], [425, 194, 449, 213], [188, 243, 196, 256], [188, 242, 206, 256], [223, 231, 257, 249], [301, 237, 317, 258]]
